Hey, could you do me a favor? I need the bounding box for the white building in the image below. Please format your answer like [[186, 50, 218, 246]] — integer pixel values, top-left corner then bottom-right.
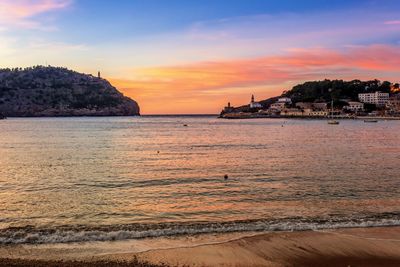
[[249, 95, 262, 108], [278, 97, 292, 104], [358, 91, 389, 106], [269, 102, 285, 111], [269, 97, 292, 112], [344, 101, 364, 112]]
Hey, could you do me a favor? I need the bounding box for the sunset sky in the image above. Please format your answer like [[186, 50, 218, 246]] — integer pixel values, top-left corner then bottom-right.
[[1, 0, 400, 114]]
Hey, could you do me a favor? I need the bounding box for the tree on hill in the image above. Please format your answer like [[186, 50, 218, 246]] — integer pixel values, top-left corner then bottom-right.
[[282, 79, 393, 103]]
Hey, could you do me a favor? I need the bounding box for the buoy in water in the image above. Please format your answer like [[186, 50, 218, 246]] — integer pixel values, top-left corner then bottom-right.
[[224, 174, 228, 180]]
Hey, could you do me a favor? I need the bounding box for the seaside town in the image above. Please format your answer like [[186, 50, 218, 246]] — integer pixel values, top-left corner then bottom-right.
[[221, 81, 400, 119]]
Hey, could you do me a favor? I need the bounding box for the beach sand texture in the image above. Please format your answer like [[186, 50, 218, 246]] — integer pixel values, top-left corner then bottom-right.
[[1, 227, 400, 266]]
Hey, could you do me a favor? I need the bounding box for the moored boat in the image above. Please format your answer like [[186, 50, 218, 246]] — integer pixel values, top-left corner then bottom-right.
[[327, 100, 339, 125], [364, 119, 378, 123]]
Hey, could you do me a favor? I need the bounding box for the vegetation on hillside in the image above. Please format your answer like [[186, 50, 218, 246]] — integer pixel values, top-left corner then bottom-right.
[[230, 79, 398, 113], [282, 79, 396, 103], [0, 66, 139, 116]]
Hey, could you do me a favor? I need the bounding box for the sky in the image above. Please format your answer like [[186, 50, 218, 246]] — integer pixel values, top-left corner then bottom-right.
[[1, 0, 400, 114]]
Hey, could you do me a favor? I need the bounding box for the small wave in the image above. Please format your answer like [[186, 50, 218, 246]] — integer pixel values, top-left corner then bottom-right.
[[0, 213, 399, 244]]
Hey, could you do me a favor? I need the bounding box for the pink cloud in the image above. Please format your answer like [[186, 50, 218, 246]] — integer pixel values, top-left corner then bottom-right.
[[0, 0, 71, 29], [112, 44, 400, 114], [384, 20, 400, 25], [125, 44, 400, 92]]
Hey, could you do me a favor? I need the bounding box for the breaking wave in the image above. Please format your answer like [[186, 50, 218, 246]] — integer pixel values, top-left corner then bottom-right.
[[1, 212, 399, 244]]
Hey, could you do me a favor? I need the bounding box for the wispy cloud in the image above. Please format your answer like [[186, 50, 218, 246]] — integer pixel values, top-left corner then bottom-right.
[[0, 0, 72, 29], [27, 38, 87, 51], [384, 20, 400, 25]]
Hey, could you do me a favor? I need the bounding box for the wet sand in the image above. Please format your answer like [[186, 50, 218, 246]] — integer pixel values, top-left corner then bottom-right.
[[1, 227, 400, 266]]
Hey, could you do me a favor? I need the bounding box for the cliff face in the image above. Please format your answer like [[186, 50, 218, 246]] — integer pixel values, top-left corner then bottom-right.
[[0, 66, 140, 117]]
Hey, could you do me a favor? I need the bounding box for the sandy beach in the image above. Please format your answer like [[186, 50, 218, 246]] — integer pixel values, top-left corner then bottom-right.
[[1, 226, 400, 266]]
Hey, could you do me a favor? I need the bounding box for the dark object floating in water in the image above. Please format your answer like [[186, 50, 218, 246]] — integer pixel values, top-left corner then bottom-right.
[[157, 151, 160, 154], [183, 124, 188, 127], [224, 174, 228, 180], [364, 119, 378, 123], [328, 120, 339, 125]]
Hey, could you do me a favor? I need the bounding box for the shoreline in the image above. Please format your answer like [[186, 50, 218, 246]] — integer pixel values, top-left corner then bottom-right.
[[220, 114, 400, 120], [1, 226, 400, 266]]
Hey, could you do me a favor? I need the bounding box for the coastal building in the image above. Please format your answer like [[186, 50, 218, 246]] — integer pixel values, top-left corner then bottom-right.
[[269, 97, 292, 112], [223, 102, 235, 113], [343, 101, 364, 112], [269, 102, 286, 111], [386, 95, 400, 115], [278, 97, 292, 104], [309, 110, 328, 117], [295, 102, 328, 111], [250, 95, 262, 109], [296, 102, 313, 109], [358, 91, 389, 106], [281, 108, 304, 116], [312, 102, 328, 110], [302, 108, 313, 116]]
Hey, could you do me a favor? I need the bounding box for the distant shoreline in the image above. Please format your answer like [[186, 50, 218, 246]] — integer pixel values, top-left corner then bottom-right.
[[1, 114, 221, 118], [142, 114, 218, 117], [219, 114, 400, 120], [1, 115, 142, 118], [2, 114, 399, 120]]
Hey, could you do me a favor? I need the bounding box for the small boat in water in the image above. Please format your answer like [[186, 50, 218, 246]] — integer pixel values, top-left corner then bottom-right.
[[327, 100, 339, 125], [364, 119, 378, 123]]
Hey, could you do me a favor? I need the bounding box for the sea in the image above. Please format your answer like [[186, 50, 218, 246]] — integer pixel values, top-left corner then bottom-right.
[[0, 116, 399, 245]]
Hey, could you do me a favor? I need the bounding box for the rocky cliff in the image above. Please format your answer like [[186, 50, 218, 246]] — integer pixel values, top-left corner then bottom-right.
[[0, 66, 140, 117]]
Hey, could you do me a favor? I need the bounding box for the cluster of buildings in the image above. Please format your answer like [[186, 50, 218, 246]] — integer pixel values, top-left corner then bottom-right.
[[223, 91, 400, 118]]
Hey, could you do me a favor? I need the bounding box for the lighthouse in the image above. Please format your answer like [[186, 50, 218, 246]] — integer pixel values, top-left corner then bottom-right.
[[250, 94, 262, 109]]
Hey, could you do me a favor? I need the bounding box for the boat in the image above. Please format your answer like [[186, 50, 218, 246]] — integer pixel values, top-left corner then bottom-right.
[[327, 100, 339, 125], [364, 119, 378, 123]]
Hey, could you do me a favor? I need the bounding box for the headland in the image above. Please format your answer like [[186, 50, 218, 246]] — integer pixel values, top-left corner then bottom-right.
[[220, 79, 400, 120], [0, 66, 140, 117]]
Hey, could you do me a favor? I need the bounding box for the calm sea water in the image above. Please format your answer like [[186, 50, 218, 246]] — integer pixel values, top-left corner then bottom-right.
[[0, 116, 399, 244]]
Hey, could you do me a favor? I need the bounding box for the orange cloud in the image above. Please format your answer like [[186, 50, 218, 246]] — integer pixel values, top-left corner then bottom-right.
[[111, 45, 400, 114], [0, 0, 71, 29]]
